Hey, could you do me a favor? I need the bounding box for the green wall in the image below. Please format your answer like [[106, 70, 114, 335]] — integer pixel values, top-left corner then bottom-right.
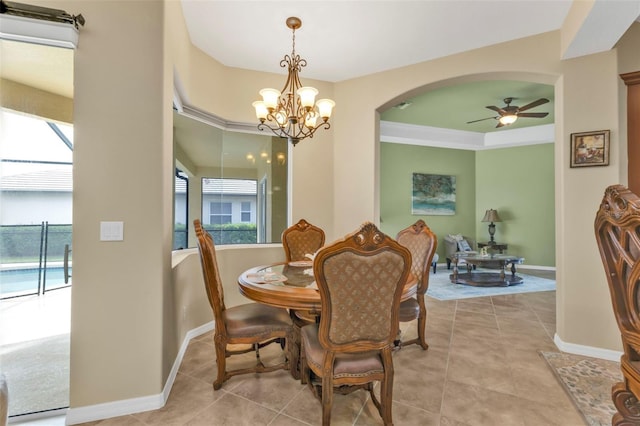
[[380, 142, 555, 267], [475, 143, 555, 266], [380, 143, 476, 259]]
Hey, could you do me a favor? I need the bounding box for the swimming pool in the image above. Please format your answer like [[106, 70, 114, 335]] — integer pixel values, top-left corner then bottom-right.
[[0, 267, 71, 298]]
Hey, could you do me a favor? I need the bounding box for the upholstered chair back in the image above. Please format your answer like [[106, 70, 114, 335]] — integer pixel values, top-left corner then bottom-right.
[[282, 219, 325, 262], [194, 219, 226, 325], [313, 222, 411, 350], [396, 219, 437, 295], [194, 219, 292, 390]]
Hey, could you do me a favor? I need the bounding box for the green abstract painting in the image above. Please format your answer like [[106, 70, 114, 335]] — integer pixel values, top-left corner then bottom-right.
[[412, 173, 456, 215]]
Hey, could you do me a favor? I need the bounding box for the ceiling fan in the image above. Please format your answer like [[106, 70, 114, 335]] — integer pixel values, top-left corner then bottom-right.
[[467, 97, 549, 128]]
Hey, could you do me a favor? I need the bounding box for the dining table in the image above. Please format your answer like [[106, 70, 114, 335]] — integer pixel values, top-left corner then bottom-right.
[[238, 260, 418, 379]]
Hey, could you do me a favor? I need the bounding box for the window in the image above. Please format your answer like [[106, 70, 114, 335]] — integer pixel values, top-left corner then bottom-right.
[[174, 169, 188, 249], [173, 110, 289, 247], [210, 202, 232, 224], [241, 202, 251, 222], [202, 179, 258, 244]]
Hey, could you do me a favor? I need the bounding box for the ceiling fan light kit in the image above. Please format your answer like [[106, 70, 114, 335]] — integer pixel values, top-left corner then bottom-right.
[[252, 16, 335, 146], [467, 97, 549, 128], [498, 114, 517, 125]]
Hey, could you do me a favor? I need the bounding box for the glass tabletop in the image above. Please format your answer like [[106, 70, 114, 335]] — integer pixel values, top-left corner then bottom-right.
[[249, 263, 316, 288], [453, 253, 524, 263]]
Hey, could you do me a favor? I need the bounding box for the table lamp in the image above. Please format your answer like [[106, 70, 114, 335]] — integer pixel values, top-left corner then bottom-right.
[[482, 209, 502, 245]]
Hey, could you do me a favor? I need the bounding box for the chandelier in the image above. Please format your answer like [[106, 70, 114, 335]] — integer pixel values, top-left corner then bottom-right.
[[252, 17, 335, 147]]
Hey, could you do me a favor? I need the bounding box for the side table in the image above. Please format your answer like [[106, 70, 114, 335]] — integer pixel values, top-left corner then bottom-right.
[[477, 242, 508, 254]]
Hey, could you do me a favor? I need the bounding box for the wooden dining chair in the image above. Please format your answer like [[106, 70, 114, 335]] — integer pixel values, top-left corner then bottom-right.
[[194, 219, 293, 390], [300, 222, 411, 425], [595, 185, 640, 425], [282, 219, 325, 262], [395, 219, 438, 349]]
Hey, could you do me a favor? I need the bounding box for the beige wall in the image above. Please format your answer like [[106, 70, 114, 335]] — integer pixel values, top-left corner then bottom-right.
[[166, 0, 335, 239], [20, 0, 640, 418], [556, 49, 621, 350], [0, 79, 73, 123], [171, 245, 285, 341], [333, 33, 561, 238], [70, 0, 172, 407], [169, 16, 632, 357]]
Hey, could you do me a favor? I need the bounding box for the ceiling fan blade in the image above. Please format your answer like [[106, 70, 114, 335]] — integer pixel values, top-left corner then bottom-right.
[[517, 112, 549, 118], [466, 116, 497, 124], [486, 105, 505, 114], [495, 121, 505, 128], [517, 98, 549, 112]]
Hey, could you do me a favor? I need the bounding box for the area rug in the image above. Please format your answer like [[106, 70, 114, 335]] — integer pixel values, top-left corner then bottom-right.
[[542, 351, 621, 426], [426, 268, 555, 300]]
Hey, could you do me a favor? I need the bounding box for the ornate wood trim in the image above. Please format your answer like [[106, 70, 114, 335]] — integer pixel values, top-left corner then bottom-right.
[[621, 71, 640, 193], [621, 71, 640, 86]]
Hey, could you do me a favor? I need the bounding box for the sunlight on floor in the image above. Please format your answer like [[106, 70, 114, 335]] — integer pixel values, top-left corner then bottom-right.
[[0, 287, 71, 346], [1, 288, 71, 423]]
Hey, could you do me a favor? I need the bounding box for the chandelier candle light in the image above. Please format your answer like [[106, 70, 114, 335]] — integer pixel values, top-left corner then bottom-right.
[[252, 17, 335, 146], [482, 209, 502, 245]]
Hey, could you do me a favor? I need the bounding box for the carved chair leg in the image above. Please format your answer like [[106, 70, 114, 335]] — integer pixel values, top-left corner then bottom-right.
[[300, 339, 308, 385], [380, 349, 395, 425], [417, 300, 428, 350], [393, 329, 401, 349], [213, 339, 227, 390], [321, 374, 333, 426], [417, 317, 428, 350]]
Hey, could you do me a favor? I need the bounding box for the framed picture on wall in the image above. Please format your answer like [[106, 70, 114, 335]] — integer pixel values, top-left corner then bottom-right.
[[412, 173, 456, 215], [570, 130, 610, 168]]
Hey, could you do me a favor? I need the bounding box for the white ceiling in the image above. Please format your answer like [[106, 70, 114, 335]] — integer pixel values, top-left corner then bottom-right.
[[2, 0, 640, 152], [181, 0, 640, 83]]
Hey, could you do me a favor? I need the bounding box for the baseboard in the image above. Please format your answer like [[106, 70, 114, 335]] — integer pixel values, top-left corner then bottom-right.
[[517, 264, 556, 271], [161, 322, 214, 403], [554, 333, 622, 362], [65, 321, 214, 425]]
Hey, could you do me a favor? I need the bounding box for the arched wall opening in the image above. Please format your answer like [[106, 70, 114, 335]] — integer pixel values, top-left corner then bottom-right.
[[375, 71, 560, 269]]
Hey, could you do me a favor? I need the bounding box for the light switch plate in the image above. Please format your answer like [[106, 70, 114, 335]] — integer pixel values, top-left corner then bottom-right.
[[100, 221, 124, 241]]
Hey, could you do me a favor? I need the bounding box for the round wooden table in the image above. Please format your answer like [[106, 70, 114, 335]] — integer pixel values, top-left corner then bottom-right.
[[238, 262, 323, 312], [239, 262, 418, 310], [238, 261, 418, 378]]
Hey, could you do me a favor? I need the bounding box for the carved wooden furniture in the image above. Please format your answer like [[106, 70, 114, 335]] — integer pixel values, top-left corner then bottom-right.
[[238, 263, 418, 311], [451, 253, 524, 287], [194, 219, 293, 390], [299, 222, 411, 425], [281, 219, 325, 262], [396, 219, 438, 349], [594, 185, 640, 425], [238, 262, 417, 380], [621, 72, 640, 194]]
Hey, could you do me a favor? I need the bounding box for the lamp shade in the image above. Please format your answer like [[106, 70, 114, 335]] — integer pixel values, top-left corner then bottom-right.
[[482, 209, 502, 223], [297, 86, 318, 108], [259, 88, 281, 110], [316, 99, 335, 120]]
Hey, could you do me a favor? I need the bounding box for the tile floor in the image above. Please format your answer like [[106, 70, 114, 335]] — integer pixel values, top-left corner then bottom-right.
[[12, 270, 588, 426], [56, 271, 588, 426]]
